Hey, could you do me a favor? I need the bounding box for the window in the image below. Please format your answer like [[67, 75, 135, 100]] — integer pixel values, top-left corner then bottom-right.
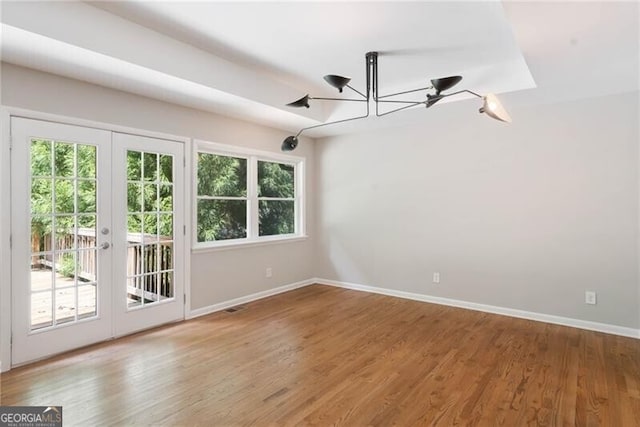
[[195, 142, 304, 248]]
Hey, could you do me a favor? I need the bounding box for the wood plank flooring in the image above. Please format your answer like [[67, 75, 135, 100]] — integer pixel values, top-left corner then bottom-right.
[[1, 284, 639, 426]]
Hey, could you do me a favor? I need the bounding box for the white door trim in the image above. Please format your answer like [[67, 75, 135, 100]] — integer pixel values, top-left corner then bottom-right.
[[0, 106, 192, 371]]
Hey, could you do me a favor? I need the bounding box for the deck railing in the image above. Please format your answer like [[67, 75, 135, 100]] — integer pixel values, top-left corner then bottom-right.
[[31, 229, 173, 301]]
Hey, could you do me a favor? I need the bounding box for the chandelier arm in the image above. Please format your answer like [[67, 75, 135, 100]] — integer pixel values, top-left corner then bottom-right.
[[310, 97, 368, 103], [295, 101, 370, 138], [377, 99, 426, 104], [377, 86, 434, 100], [442, 89, 483, 99], [376, 101, 424, 118], [346, 84, 367, 99]]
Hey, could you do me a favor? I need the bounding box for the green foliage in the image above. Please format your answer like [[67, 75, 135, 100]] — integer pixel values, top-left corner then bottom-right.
[[197, 154, 248, 242], [30, 144, 176, 246], [59, 253, 77, 278], [196, 157, 296, 242], [126, 151, 174, 238], [258, 161, 295, 236], [31, 142, 298, 245], [198, 153, 247, 197], [258, 161, 294, 198]]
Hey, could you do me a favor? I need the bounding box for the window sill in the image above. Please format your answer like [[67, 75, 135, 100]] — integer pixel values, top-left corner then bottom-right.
[[192, 235, 308, 253]]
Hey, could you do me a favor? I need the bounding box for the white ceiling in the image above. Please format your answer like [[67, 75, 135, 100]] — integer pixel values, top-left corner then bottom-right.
[[1, 1, 638, 138]]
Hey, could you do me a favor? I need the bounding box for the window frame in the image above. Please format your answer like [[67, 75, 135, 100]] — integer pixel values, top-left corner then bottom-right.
[[193, 140, 305, 250]]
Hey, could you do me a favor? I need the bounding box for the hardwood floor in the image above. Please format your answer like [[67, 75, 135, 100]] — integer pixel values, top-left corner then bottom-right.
[[1, 284, 639, 426]]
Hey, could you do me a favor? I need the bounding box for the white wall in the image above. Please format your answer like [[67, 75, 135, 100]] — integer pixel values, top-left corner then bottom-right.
[[2, 62, 638, 339], [315, 91, 640, 329], [0, 63, 316, 312]]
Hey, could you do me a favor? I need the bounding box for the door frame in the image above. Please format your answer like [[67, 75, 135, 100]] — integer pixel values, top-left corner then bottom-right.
[[0, 107, 193, 371]]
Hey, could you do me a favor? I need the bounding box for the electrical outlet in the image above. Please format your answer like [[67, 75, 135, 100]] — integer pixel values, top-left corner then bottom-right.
[[266, 267, 272, 278], [585, 291, 597, 305], [433, 272, 440, 284]]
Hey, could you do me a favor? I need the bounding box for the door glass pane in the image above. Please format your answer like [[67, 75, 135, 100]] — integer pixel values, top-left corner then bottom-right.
[[159, 184, 172, 212], [78, 180, 96, 213], [143, 153, 158, 181], [159, 155, 173, 183], [54, 142, 74, 177], [54, 179, 74, 214], [31, 291, 53, 330], [55, 287, 76, 325], [29, 140, 99, 330], [31, 140, 52, 177], [143, 183, 158, 211], [128, 183, 142, 212], [31, 254, 53, 292], [126, 150, 175, 309], [77, 145, 96, 178], [31, 179, 53, 214], [78, 284, 97, 319]]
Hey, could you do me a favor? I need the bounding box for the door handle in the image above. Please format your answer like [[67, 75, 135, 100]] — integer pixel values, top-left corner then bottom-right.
[[100, 242, 111, 250]]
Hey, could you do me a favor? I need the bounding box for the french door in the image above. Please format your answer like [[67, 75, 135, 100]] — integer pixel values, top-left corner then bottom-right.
[[11, 118, 184, 365]]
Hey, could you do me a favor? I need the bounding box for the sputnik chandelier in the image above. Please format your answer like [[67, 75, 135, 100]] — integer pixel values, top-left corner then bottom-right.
[[282, 51, 511, 151]]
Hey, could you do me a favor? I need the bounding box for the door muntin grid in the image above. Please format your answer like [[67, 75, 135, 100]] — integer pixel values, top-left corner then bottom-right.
[[29, 139, 98, 331], [126, 150, 175, 309]]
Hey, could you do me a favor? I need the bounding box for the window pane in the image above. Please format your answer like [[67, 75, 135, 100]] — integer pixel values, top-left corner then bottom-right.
[[159, 271, 173, 300], [78, 284, 97, 319], [31, 291, 53, 330], [143, 183, 158, 212], [159, 214, 173, 238], [76, 249, 97, 283], [77, 180, 96, 213], [31, 216, 52, 252], [31, 139, 52, 177], [259, 200, 295, 236], [144, 244, 159, 273], [197, 199, 247, 242], [128, 183, 142, 212], [197, 153, 247, 197], [54, 142, 75, 177], [143, 153, 158, 181], [143, 213, 158, 237], [128, 214, 142, 235], [77, 145, 96, 178], [54, 179, 75, 214], [127, 151, 142, 181], [159, 155, 173, 183], [55, 287, 76, 324], [159, 184, 173, 212], [31, 254, 53, 291], [31, 178, 53, 214], [54, 216, 75, 251], [258, 161, 295, 198], [54, 252, 77, 286]]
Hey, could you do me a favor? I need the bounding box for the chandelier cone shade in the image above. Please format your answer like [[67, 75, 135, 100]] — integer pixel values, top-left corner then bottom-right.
[[479, 93, 512, 123], [323, 75, 351, 93], [281, 136, 299, 151], [286, 95, 311, 108], [431, 76, 463, 94]]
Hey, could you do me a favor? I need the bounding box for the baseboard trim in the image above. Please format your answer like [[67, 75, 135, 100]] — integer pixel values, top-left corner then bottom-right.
[[187, 278, 315, 319], [314, 278, 640, 339]]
